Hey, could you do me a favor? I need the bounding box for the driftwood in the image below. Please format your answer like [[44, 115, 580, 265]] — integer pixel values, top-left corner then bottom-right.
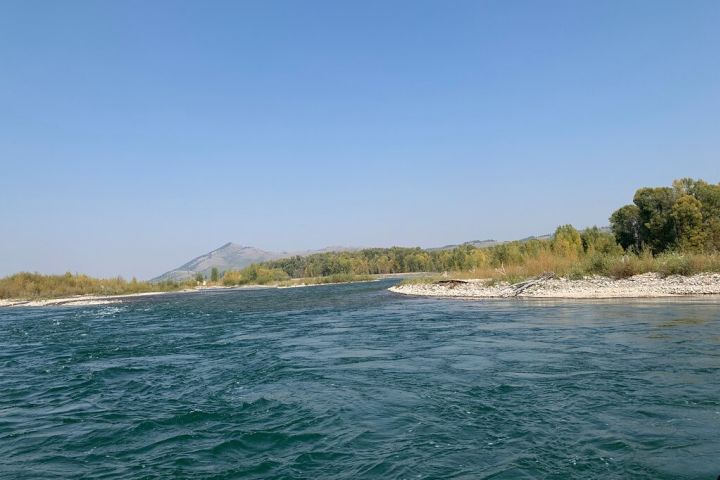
[[435, 279, 469, 289], [502, 272, 555, 297]]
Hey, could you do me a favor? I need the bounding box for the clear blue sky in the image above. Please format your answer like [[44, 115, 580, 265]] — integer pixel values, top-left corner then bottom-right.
[[1, 1, 719, 280]]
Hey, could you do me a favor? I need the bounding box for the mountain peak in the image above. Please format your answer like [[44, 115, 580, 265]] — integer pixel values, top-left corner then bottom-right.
[[151, 243, 356, 282]]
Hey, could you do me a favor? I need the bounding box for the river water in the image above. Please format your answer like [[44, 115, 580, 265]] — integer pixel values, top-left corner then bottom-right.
[[1, 280, 718, 479]]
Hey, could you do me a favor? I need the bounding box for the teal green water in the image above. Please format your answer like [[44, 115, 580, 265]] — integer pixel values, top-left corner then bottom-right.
[[1, 280, 719, 479]]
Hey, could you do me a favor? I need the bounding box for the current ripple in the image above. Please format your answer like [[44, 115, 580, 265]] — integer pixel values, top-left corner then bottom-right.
[[1, 281, 719, 479]]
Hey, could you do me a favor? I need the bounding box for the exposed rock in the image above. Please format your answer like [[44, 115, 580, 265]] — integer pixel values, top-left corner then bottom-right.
[[390, 273, 720, 299]]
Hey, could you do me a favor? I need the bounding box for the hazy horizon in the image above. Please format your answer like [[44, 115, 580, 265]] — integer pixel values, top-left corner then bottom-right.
[[2, 1, 719, 280]]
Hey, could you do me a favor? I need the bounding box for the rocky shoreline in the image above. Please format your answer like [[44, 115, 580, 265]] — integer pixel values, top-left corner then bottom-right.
[[0, 291, 173, 308], [0, 285, 254, 308], [389, 272, 720, 299]]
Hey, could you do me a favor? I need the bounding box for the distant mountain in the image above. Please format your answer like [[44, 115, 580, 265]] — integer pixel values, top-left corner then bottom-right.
[[152, 243, 357, 282], [155, 227, 613, 282]]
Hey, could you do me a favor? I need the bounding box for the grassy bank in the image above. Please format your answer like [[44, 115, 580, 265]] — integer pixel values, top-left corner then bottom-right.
[[400, 251, 720, 286], [0, 271, 377, 301], [0, 272, 188, 300]]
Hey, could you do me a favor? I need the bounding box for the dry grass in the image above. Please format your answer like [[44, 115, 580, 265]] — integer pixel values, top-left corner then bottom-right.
[[401, 251, 720, 285], [0, 272, 188, 300], [398, 275, 443, 286]]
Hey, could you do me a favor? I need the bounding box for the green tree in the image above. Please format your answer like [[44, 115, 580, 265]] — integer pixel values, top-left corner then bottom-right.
[[610, 204, 642, 251], [551, 225, 583, 258], [688, 180, 720, 250], [195, 272, 205, 283], [210, 267, 219, 282], [671, 195, 705, 252], [490, 243, 522, 267], [612, 178, 720, 253], [581, 227, 622, 255], [704, 217, 720, 251], [633, 187, 678, 252]]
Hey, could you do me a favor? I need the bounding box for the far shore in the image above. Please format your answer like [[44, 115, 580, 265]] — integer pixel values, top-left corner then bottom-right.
[[0, 275, 415, 308], [389, 272, 720, 299], [0, 285, 259, 308], [7, 272, 720, 307]]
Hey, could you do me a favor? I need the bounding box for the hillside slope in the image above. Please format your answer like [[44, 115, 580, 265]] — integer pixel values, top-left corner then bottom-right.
[[152, 243, 356, 282]]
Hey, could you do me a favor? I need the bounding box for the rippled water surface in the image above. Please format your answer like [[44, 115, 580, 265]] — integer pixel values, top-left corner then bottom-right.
[[1, 280, 719, 479]]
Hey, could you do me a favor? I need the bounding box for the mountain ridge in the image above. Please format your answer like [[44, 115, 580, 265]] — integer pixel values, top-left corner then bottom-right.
[[153, 227, 611, 282], [151, 243, 358, 282]]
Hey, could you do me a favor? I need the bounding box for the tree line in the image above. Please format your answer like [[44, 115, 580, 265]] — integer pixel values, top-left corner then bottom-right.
[[610, 178, 720, 253], [4, 177, 718, 299], [220, 177, 720, 285], [221, 225, 623, 284]]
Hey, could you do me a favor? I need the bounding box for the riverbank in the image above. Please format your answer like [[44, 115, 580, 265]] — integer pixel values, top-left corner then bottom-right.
[[0, 291, 161, 307], [0, 276, 391, 308], [389, 272, 720, 299], [0, 287, 237, 308]]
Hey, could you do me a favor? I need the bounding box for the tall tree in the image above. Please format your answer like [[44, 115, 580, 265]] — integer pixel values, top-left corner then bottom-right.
[[609, 205, 642, 251], [671, 195, 705, 252], [633, 187, 678, 252], [551, 225, 583, 259]]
